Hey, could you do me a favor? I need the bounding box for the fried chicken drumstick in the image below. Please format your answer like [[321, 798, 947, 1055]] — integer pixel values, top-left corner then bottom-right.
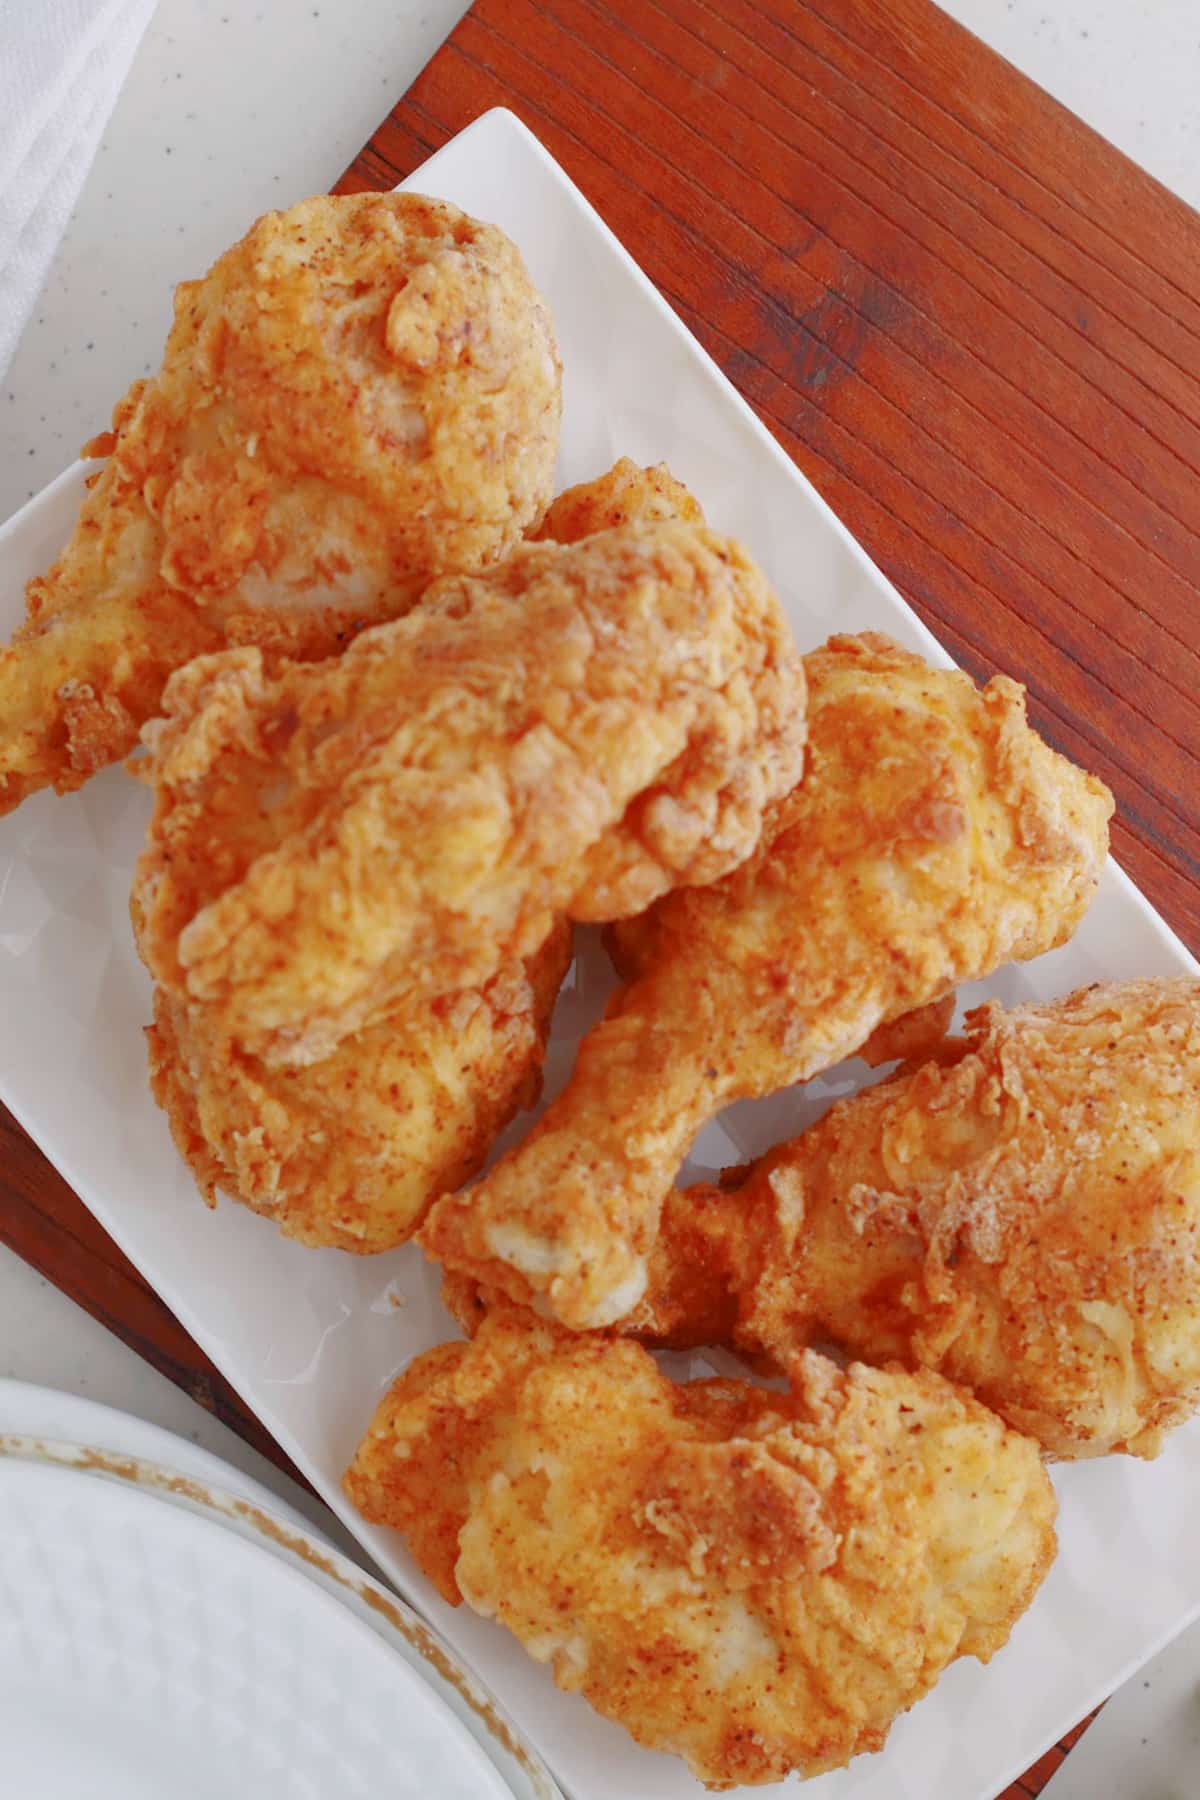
[[624, 977, 1200, 1460], [422, 632, 1113, 1328], [0, 191, 561, 814], [133, 520, 807, 1068], [346, 1309, 1056, 1790]]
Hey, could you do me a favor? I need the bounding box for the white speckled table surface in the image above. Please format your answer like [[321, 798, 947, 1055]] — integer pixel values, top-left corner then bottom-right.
[[2, 2, 1199, 1783]]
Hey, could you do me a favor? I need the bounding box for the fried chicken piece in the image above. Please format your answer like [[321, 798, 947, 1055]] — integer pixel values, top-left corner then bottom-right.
[[0, 192, 561, 815], [144, 921, 571, 1253], [346, 1309, 1056, 1789], [138, 456, 700, 1242], [628, 977, 1200, 1460], [139, 458, 706, 1238], [422, 632, 1113, 1329], [532, 457, 704, 542], [133, 522, 807, 1067]]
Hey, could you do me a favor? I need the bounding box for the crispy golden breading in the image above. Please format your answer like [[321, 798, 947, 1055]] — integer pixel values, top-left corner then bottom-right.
[[133, 522, 807, 1067], [630, 978, 1200, 1460], [421, 632, 1113, 1329], [145, 922, 571, 1253], [0, 192, 561, 814], [346, 1310, 1056, 1790], [237, 466, 684, 1250], [532, 457, 704, 542], [138, 458, 704, 1244]]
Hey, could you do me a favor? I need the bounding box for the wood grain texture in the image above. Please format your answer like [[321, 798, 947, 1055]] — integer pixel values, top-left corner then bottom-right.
[[339, 0, 1200, 958], [1000, 1709, 1101, 1800]]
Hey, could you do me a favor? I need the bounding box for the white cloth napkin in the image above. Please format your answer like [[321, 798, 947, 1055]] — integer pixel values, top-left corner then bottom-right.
[[0, 0, 156, 379]]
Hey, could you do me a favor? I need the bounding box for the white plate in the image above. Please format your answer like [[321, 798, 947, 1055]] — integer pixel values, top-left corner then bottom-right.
[[0, 1423, 560, 1800], [0, 106, 1197, 1800], [0, 1375, 376, 1558], [0, 1376, 317, 1529], [0, 1453, 533, 1800]]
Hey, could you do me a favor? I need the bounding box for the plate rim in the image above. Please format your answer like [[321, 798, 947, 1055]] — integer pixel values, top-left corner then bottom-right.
[[0, 1432, 564, 1800], [0, 1374, 318, 1531]]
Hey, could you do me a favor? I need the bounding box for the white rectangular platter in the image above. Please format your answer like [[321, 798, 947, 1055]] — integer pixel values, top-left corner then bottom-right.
[[2, 108, 1199, 1800]]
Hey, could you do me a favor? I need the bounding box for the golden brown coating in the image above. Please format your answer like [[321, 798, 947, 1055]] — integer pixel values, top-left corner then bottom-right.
[[136, 457, 707, 1247], [346, 1309, 1056, 1790], [139, 453, 698, 1233], [145, 921, 571, 1253], [0, 192, 561, 814], [532, 457, 704, 542], [632, 977, 1200, 1460], [133, 522, 807, 1067], [421, 632, 1112, 1329]]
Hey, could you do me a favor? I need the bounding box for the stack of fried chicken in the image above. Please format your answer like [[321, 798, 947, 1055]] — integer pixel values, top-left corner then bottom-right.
[[7, 189, 1200, 1792]]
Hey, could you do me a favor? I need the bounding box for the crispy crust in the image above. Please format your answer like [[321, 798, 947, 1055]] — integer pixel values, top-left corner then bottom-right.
[[146, 921, 571, 1253], [532, 457, 704, 542], [346, 1310, 1056, 1789], [632, 976, 1200, 1459], [1, 192, 561, 813], [133, 522, 807, 1066], [422, 631, 1112, 1330]]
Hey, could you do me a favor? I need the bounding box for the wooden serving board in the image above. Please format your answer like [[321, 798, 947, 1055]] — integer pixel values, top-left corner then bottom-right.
[[4, 2, 1198, 1792]]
